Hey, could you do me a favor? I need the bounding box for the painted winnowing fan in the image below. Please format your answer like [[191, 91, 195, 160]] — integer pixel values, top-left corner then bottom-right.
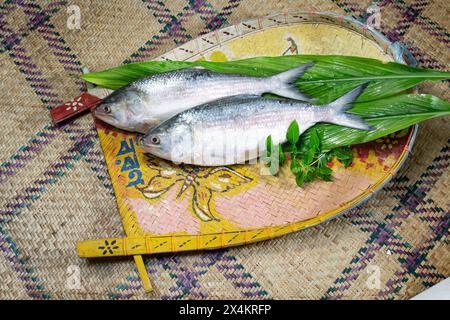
[[52, 12, 417, 292]]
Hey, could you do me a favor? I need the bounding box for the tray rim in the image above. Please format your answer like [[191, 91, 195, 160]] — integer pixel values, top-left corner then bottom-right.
[[90, 10, 419, 243], [153, 10, 419, 234], [77, 10, 421, 292]]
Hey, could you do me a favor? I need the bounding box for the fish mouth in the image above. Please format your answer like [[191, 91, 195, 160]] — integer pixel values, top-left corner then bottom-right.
[[94, 105, 108, 118], [141, 145, 168, 162], [93, 106, 115, 124], [94, 112, 108, 122], [93, 106, 108, 118], [141, 143, 162, 152], [140, 139, 165, 158]]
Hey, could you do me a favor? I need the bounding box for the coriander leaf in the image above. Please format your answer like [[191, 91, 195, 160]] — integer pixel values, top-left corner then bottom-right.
[[278, 144, 286, 166], [266, 135, 273, 156], [317, 171, 333, 181], [332, 146, 354, 168], [333, 146, 353, 160], [309, 128, 321, 152], [266, 121, 354, 187], [295, 172, 306, 187], [285, 142, 297, 155], [341, 158, 352, 168], [290, 158, 301, 174], [305, 170, 316, 183], [318, 166, 333, 175], [287, 120, 300, 145], [317, 152, 330, 167], [301, 148, 315, 165]]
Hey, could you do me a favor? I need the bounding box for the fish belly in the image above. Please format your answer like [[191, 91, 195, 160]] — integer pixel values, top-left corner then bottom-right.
[[190, 105, 305, 166]]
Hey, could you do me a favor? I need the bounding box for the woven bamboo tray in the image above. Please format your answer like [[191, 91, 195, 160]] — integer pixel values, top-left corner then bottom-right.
[[77, 11, 418, 292]]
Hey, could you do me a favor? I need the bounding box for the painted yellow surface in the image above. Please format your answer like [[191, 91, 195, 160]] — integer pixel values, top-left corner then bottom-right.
[[225, 24, 391, 61], [79, 21, 412, 263]]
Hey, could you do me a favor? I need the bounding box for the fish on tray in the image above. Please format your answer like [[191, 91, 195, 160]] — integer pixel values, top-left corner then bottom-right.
[[140, 83, 372, 166], [92, 63, 315, 133]]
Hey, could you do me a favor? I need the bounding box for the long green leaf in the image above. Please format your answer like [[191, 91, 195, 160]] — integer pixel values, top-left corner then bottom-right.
[[81, 55, 450, 103], [81, 61, 193, 90], [286, 120, 300, 144], [300, 94, 450, 151]]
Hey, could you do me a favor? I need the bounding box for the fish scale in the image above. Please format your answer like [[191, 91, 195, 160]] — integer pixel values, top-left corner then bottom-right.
[[93, 63, 316, 133], [142, 83, 372, 166]]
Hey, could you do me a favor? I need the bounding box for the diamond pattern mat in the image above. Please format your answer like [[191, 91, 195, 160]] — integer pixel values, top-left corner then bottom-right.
[[0, 0, 448, 299]]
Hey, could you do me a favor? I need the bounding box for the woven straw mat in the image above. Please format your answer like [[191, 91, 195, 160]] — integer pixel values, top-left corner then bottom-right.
[[0, 0, 448, 300]]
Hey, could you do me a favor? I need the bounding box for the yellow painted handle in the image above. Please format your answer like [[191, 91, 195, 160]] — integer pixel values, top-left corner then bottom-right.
[[76, 238, 155, 291], [134, 255, 152, 292], [77, 233, 240, 258], [76, 221, 320, 293], [77, 222, 322, 259], [77, 229, 276, 258], [77, 237, 148, 258]]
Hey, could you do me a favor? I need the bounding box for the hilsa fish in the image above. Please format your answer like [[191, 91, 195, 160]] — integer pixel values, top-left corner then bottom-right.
[[140, 84, 372, 166], [93, 63, 315, 133]]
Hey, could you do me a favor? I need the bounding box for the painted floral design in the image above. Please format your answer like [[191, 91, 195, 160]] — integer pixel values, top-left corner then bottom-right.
[[354, 128, 411, 169], [98, 240, 119, 255], [64, 96, 83, 111], [137, 157, 253, 222]]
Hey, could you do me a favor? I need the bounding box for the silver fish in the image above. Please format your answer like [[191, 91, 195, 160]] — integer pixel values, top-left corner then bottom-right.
[[93, 63, 315, 133], [141, 84, 372, 166]]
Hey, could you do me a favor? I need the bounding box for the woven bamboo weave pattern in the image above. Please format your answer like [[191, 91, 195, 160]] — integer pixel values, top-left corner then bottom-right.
[[0, 0, 448, 299]]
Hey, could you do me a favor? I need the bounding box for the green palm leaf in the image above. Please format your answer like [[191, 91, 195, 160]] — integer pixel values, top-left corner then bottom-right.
[[81, 55, 450, 103], [81, 55, 450, 151], [302, 94, 450, 151]]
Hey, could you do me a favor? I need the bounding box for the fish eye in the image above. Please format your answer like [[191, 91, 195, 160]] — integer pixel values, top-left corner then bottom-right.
[[151, 136, 160, 145], [104, 106, 111, 113]]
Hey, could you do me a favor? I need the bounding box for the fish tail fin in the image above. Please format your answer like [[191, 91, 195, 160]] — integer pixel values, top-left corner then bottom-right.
[[325, 83, 373, 130], [269, 62, 316, 102]]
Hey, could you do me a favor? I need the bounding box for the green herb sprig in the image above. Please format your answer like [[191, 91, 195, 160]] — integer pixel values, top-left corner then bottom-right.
[[265, 120, 355, 187]]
